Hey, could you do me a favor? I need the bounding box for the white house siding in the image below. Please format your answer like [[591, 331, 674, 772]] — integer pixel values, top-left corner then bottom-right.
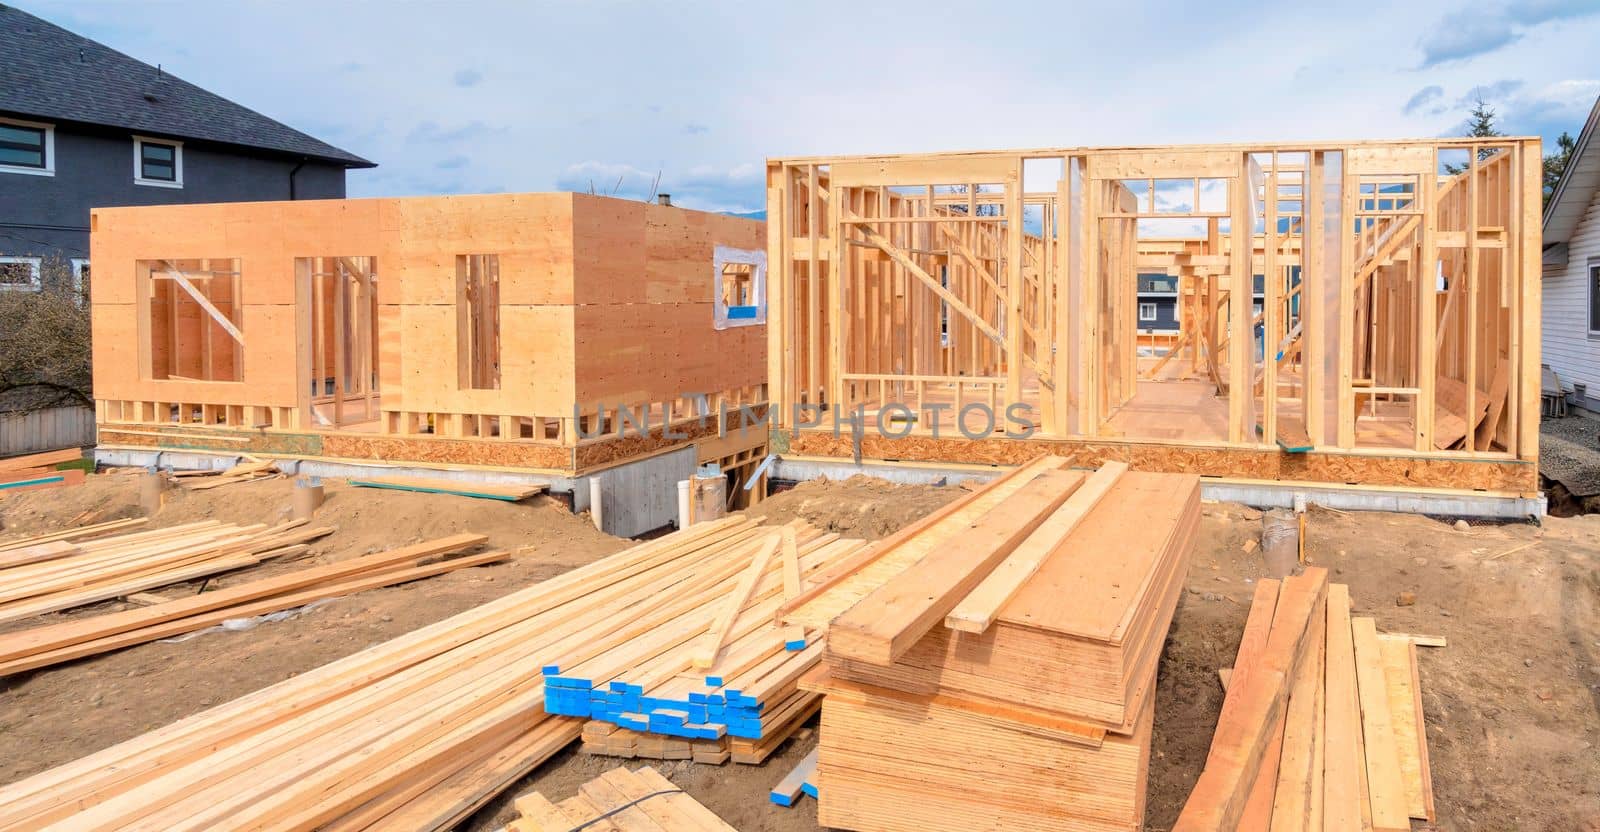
[[1543, 186, 1600, 404]]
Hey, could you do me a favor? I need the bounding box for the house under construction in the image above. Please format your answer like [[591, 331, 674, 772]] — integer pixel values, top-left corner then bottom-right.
[[88, 193, 769, 534], [763, 138, 1542, 510]]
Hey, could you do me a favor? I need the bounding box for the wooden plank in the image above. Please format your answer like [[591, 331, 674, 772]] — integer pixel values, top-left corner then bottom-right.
[[1322, 583, 1362, 832], [769, 746, 818, 807], [1352, 616, 1410, 831], [944, 460, 1127, 634], [1378, 636, 1431, 820], [826, 467, 1085, 665], [0, 447, 83, 471], [692, 532, 781, 668], [0, 541, 81, 570], [1173, 568, 1327, 832], [1269, 582, 1326, 831], [0, 518, 148, 553], [347, 476, 547, 502]]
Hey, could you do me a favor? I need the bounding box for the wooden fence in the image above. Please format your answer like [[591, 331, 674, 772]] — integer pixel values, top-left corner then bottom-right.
[[0, 406, 93, 458]]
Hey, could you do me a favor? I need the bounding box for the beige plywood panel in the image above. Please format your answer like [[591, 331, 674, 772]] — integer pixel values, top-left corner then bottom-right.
[[572, 302, 764, 406], [90, 304, 142, 400], [385, 193, 575, 306], [394, 303, 574, 417]]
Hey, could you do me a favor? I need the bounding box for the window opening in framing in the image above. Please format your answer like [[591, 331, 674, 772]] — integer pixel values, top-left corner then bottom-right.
[[140, 258, 243, 381], [456, 254, 501, 390], [713, 245, 766, 329], [300, 256, 380, 426]]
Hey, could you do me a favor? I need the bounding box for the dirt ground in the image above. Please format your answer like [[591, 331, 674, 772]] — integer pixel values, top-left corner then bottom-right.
[[1, 471, 1597, 831]]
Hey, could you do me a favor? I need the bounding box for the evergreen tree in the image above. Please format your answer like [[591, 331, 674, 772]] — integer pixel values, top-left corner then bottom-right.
[[1543, 131, 1577, 207]]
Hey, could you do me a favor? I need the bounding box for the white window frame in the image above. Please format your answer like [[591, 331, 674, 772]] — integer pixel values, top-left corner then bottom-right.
[[712, 245, 766, 330], [1138, 302, 1158, 322], [133, 135, 184, 188], [0, 256, 43, 292], [0, 116, 55, 177]]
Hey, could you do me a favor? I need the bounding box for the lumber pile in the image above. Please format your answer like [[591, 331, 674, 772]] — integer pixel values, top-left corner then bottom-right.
[[347, 475, 547, 501], [506, 766, 736, 832], [0, 533, 503, 676], [548, 522, 860, 763], [0, 515, 860, 831], [1174, 574, 1436, 831], [0, 449, 87, 493], [0, 520, 333, 626], [782, 456, 1201, 832], [175, 459, 281, 490]]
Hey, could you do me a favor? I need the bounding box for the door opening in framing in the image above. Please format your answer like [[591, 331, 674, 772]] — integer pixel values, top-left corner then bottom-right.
[[298, 256, 379, 428]]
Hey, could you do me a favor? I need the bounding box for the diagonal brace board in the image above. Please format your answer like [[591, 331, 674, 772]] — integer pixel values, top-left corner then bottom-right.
[[944, 461, 1128, 633], [692, 532, 781, 668], [161, 263, 244, 345], [844, 212, 1004, 345]]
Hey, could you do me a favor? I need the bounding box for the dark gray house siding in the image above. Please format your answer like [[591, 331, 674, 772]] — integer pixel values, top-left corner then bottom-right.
[[0, 118, 349, 264], [0, 4, 374, 292]]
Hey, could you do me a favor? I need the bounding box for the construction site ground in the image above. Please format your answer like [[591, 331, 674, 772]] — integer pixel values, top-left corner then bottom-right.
[[0, 471, 1595, 831]]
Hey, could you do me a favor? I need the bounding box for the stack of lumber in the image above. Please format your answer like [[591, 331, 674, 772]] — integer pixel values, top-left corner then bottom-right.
[[0, 515, 860, 831], [506, 766, 736, 832], [1174, 572, 1436, 831], [348, 475, 547, 502], [0, 520, 333, 626], [0, 533, 503, 676], [770, 746, 820, 807], [174, 458, 281, 490], [0, 447, 86, 493], [548, 523, 862, 764], [781, 456, 1201, 832]]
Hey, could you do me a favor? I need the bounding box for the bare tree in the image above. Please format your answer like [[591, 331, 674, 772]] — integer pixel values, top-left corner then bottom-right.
[[0, 254, 91, 409]]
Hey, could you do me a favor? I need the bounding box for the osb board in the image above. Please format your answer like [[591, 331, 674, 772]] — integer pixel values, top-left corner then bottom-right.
[[98, 426, 324, 458], [573, 303, 764, 406], [573, 415, 746, 472], [779, 430, 1537, 492], [321, 434, 572, 470]]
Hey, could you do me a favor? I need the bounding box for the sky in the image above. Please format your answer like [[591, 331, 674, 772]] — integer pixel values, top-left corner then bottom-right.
[[17, 0, 1600, 214]]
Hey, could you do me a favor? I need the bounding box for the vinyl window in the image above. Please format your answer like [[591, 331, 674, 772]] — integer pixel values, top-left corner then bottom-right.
[[134, 136, 183, 188], [0, 118, 52, 176]]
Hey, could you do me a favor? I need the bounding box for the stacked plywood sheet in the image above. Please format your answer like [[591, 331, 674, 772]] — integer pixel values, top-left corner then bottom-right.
[[506, 766, 736, 831], [782, 456, 1201, 832], [1175, 574, 1436, 831], [0, 515, 859, 831]]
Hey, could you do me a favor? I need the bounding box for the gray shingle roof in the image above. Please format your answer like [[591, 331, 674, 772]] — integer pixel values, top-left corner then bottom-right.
[[0, 4, 375, 167]]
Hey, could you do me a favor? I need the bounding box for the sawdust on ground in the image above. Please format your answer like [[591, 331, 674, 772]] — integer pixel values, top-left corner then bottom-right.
[[0, 471, 1596, 831]]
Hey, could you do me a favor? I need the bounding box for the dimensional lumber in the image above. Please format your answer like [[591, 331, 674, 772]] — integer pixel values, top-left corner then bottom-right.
[[767, 138, 1542, 494], [1177, 580, 1438, 830], [0, 520, 334, 626], [804, 464, 1198, 832], [0, 515, 853, 831], [0, 468, 85, 492], [1351, 617, 1410, 831], [0, 535, 500, 676], [346, 476, 548, 502], [771, 746, 819, 806], [945, 460, 1128, 633], [0, 517, 148, 552], [826, 464, 1086, 664], [506, 766, 737, 832], [1173, 567, 1328, 832], [0, 447, 83, 471], [824, 468, 1201, 730]]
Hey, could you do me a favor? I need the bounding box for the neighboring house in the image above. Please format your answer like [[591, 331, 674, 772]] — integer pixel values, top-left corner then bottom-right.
[[1542, 94, 1600, 412], [0, 4, 374, 294], [1136, 273, 1266, 335]]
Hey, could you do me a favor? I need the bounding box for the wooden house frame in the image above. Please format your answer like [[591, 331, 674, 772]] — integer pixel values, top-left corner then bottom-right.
[[90, 193, 771, 500], [765, 138, 1541, 494]]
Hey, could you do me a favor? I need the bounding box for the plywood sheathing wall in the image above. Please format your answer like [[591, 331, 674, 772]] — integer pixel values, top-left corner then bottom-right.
[[92, 199, 385, 424], [570, 196, 767, 411]]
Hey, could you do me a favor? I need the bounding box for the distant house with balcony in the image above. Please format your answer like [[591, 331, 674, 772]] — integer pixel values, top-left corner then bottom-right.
[[0, 4, 374, 295]]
